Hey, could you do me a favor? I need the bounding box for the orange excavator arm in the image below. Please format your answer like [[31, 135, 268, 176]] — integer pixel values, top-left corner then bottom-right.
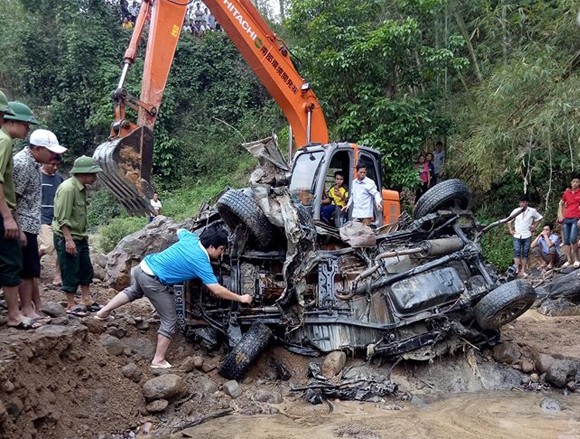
[[94, 0, 328, 215], [204, 0, 328, 146]]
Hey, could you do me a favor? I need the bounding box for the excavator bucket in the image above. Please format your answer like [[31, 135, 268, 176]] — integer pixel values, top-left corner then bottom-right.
[[93, 126, 155, 216]]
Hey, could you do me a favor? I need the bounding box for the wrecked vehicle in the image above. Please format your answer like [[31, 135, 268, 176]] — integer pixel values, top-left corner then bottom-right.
[[175, 139, 537, 380], [91, 0, 536, 379]]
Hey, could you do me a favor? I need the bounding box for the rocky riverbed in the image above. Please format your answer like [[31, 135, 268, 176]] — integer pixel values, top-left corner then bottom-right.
[[1, 244, 580, 438]]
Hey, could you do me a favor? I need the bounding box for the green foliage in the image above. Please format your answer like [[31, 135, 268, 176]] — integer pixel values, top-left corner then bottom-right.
[[86, 188, 123, 231], [286, 0, 467, 189], [480, 227, 513, 273], [97, 216, 148, 254]]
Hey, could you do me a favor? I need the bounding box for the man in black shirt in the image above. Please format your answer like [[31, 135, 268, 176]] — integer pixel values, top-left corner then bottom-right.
[[39, 155, 64, 286]]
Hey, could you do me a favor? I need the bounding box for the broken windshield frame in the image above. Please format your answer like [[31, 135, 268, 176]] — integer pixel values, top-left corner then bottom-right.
[[289, 150, 325, 206]]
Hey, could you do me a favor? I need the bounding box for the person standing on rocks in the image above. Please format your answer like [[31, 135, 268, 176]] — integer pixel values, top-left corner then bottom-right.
[[1, 98, 45, 329], [52, 155, 102, 317], [557, 175, 580, 268], [507, 194, 543, 278], [96, 227, 253, 369], [39, 154, 65, 286], [13, 128, 67, 322]]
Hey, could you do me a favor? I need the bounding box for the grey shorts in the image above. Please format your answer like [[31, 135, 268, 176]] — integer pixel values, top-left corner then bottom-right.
[[123, 266, 177, 339]]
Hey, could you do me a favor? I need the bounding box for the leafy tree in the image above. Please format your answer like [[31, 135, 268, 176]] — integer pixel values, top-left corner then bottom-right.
[[286, 0, 467, 189]]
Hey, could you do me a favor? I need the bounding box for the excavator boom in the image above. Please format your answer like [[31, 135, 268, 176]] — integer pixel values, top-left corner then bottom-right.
[[94, 0, 328, 215]]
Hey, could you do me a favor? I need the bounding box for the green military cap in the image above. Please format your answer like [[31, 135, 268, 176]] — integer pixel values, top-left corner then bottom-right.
[[70, 155, 103, 174], [0, 91, 15, 115], [4, 101, 39, 124]]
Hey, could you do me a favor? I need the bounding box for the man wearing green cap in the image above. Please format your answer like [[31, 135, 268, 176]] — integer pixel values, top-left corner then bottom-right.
[[1, 97, 42, 329], [53, 155, 103, 316]]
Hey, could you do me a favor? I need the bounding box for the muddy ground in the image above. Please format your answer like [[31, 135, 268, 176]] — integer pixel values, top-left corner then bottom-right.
[[0, 255, 579, 439]]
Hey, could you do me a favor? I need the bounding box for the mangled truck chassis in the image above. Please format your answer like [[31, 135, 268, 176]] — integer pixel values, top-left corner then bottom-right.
[[175, 143, 536, 379]]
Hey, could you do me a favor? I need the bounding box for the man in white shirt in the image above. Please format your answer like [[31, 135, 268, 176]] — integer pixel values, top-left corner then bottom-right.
[[507, 194, 543, 278], [150, 192, 162, 222], [342, 163, 382, 226]]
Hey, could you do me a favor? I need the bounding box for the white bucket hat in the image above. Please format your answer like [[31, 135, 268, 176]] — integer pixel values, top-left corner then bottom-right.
[[29, 129, 67, 154]]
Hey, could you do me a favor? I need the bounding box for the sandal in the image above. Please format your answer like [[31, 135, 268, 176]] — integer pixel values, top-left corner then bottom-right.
[[86, 303, 103, 312], [8, 318, 42, 330], [66, 305, 88, 317], [150, 360, 172, 369]]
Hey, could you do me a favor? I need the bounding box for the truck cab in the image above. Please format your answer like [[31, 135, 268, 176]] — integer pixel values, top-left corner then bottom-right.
[[289, 143, 400, 227]]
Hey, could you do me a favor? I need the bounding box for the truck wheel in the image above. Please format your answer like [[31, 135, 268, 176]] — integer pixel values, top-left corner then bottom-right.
[[218, 322, 273, 380], [474, 280, 536, 330], [414, 179, 471, 219], [216, 190, 276, 250]]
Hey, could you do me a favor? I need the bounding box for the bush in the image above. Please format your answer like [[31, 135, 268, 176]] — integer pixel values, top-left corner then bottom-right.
[[480, 227, 513, 273], [87, 188, 122, 231], [97, 216, 148, 254]]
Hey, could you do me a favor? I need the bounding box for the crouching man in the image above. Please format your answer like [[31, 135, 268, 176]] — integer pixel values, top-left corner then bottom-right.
[[96, 227, 253, 369], [531, 223, 561, 270]]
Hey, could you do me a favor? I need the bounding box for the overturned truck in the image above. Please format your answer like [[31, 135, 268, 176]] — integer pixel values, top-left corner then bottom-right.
[[175, 140, 536, 379]]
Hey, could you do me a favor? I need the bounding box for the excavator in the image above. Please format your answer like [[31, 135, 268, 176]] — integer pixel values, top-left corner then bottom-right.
[[93, 0, 400, 225]]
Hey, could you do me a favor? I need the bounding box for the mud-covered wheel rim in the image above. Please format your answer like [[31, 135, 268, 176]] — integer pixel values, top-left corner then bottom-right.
[[474, 279, 536, 330], [484, 298, 532, 329]]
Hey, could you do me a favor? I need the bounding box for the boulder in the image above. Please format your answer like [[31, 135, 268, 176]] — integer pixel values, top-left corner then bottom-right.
[[546, 359, 578, 388], [142, 375, 188, 401], [322, 351, 347, 377], [535, 353, 555, 374], [121, 363, 143, 383], [145, 399, 169, 413], [122, 336, 156, 359], [196, 375, 219, 394], [40, 301, 67, 317], [105, 217, 193, 290], [491, 342, 521, 364], [520, 360, 535, 374], [100, 335, 124, 356], [223, 380, 242, 399]]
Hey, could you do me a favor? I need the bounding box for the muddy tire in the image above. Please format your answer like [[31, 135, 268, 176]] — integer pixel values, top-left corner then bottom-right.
[[218, 322, 273, 380], [474, 280, 536, 330], [216, 190, 276, 250], [414, 179, 471, 219]]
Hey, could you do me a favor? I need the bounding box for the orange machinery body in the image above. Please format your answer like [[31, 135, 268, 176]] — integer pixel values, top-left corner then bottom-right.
[[99, 0, 400, 221], [114, 0, 328, 148]]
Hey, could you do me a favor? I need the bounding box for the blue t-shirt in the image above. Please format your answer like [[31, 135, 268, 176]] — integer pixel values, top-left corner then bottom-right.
[[144, 230, 218, 285]]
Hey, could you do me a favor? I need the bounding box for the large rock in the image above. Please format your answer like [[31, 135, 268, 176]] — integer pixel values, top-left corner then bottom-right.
[[491, 342, 521, 364], [222, 380, 242, 399], [145, 399, 168, 413], [40, 301, 66, 317], [322, 351, 347, 377], [121, 363, 143, 383], [105, 217, 193, 290], [546, 359, 578, 388], [100, 335, 124, 356], [142, 374, 188, 401], [535, 353, 555, 374]]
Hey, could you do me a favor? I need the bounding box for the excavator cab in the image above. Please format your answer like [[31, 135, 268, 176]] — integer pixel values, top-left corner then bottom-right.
[[290, 143, 400, 227]]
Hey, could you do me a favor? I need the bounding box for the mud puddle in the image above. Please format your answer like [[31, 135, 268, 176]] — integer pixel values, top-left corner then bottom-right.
[[174, 392, 580, 439]]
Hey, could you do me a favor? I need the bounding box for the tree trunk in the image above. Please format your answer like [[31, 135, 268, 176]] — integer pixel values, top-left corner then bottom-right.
[[453, 5, 483, 82], [279, 0, 285, 20]]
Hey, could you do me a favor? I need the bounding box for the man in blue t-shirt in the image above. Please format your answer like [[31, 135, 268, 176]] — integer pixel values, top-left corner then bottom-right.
[[96, 228, 252, 369]]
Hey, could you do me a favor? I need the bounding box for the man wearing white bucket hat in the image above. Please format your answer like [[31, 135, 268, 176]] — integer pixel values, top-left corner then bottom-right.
[[13, 128, 67, 322]]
